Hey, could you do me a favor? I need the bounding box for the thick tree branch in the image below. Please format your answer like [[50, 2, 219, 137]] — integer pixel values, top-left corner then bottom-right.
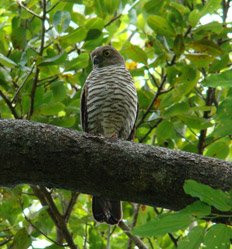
[[0, 119, 231, 211]]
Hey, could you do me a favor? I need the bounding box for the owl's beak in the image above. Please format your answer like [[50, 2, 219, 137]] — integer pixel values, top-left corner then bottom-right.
[[93, 55, 103, 65]]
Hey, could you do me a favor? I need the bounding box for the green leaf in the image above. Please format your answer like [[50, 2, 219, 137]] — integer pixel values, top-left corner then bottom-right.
[[187, 40, 222, 56], [65, 52, 89, 70], [205, 141, 230, 159], [122, 44, 147, 64], [103, 0, 120, 14], [200, 0, 221, 17], [173, 35, 185, 56], [188, 9, 200, 27], [38, 102, 65, 116], [184, 180, 232, 212], [194, 21, 223, 35], [60, 27, 88, 48], [177, 226, 205, 249], [156, 120, 175, 141], [50, 116, 76, 128], [50, 81, 67, 101], [203, 224, 232, 249], [0, 53, 17, 68], [174, 65, 199, 96], [95, 0, 120, 16], [186, 54, 214, 68], [164, 102, 189, 117], [89, 227, 105, 249], [144, 0, 165, 14], [203, 70, 232, 88], [11, 17, 26, 49], [39, 53, 67, 66], [188, 0, 221, 27], [133, 212, 193, 237], [12, 228, 31, 249], [179, 115, 212, 129], [147, 15, 175, 37], [85, 17, 105, 31], [181, 201, 211, 218], [85, 29, 102, 40], [53, 11, 71, 33]]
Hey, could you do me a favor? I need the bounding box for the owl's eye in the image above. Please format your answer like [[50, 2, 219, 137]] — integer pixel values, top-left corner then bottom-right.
[[103, 50, 110, 57]]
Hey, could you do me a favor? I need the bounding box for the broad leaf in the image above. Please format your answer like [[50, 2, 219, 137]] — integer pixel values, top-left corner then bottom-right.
[[177, 226, 205, 249], [147, 15, 175, 37], [203, 70, 232, 88], [133, 212, 193, 237], [184, 180, 232, 212], [0, 53, 17, 68], [53, 11, 71, 33], [203, 224, 232, 249]]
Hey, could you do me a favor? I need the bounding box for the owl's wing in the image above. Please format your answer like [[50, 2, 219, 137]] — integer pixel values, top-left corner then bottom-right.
[[80, 83, 88, 132], [127, 102, 139, 141]]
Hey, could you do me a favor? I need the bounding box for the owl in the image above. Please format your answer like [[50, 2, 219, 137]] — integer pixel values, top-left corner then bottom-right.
[[81, 45, 138, 225]]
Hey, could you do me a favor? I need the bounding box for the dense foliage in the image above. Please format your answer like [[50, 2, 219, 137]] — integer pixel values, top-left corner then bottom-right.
[[0, 0, 231, 248]]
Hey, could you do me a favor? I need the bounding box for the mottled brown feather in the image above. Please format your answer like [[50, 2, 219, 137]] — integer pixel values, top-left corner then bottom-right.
[[80, 84, 88, 132]]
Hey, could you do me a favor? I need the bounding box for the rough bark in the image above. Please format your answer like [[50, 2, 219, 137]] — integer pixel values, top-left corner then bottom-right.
[[0, 119, 231, 211]]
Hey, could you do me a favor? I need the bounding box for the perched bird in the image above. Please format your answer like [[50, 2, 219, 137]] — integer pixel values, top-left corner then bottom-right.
[[80, 45, 138, 225]]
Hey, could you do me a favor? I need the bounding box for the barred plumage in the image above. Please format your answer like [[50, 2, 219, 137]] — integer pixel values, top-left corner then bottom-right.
[[85, 64, 137, 139], [81, 45, 138, 225]]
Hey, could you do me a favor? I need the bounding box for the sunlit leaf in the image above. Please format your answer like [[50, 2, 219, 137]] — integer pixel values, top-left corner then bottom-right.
[[205, 141, 230, 159], [203, 224, 232, 249], [177, 226, 205, 249], [39, 53, 67, 66], [12, 228, 31, 249], [184, 180, 232, 212], [147, 15, 175, 37], [60, 27, 88, 47], [122, 44, 147, 64], [133, 212, 193, 237], [203, 70, 232, 88], [0, 53, 17, 68], [53, 11, 71, 33]]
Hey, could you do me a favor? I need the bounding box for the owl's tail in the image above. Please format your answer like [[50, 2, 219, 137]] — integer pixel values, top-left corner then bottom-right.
[[92, 196, 122, 225]]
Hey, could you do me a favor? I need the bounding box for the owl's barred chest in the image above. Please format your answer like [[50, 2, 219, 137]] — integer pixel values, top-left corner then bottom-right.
[[86, 65, 137, 139]]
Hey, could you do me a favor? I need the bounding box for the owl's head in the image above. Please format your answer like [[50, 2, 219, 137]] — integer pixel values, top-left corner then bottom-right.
[[91, 46, 124, 68]]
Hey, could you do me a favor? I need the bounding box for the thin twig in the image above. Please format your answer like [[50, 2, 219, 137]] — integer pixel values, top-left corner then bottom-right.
[[146, 66, 159, 88], [118, 221, 148, 249], [28, 0, 46, 119], [104, 14, 122, 28], [197, 87, 215, 154], [20, 199, 67, 247], [0, 89, 19, 118], [47, 1, 60, 13], [139, 119, 162, 143], [136, 75, 167, 128], [0, 236, 13, 246], [32, 186, 78, 249], [106, 226, 111, 249], [12, 64, 35, 103], [222, 0, 230, 23], [136, 54, 176, 128], [127, 204, 141, 249], [17, 0, 42, 20], [63, 192, 79, 222]]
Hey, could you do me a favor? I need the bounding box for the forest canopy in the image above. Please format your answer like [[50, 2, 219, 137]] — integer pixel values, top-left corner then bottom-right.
[[0, 0, 231, 248]]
